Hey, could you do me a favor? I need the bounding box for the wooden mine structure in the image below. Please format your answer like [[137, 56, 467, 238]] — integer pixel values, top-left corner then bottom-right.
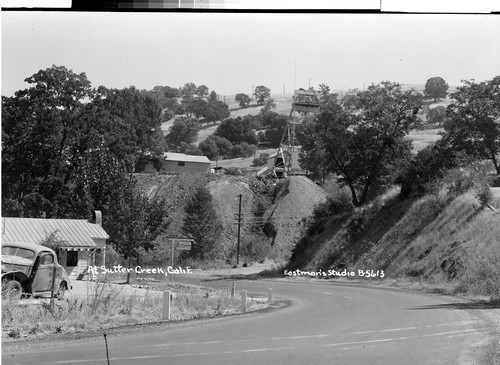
[[272, 88, 321, 178]]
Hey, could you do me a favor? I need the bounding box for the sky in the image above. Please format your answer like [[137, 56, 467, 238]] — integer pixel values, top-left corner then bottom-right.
[[2, 12, 499, 97]]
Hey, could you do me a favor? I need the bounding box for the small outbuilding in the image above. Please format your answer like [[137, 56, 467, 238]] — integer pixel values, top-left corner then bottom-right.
[[163, 152, 211, 173]]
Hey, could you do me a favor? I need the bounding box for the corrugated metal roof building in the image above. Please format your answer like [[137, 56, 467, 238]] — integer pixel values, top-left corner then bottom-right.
[[141, 152, 211, 174], [163, 153, 211, 173], [1, 212, 109, 280]]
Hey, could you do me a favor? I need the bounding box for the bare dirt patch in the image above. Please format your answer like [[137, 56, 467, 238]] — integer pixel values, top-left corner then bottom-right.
[[266, 176, 328, 258]]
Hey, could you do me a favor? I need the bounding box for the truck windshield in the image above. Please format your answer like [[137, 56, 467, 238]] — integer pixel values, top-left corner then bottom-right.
[[1, 246, 36, 262]]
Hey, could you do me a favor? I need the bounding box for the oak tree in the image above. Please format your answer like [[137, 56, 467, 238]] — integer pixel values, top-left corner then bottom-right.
[[444, 77, 500, 174], [235, 93, 251, 108], [300, 82, 424, 205], [254, 85, 271, 105], [424, 76, 449, 101]]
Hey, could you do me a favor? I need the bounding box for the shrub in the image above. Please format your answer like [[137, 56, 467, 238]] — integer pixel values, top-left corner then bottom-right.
[[225, 167, 243, 176], [252, 153, 269, 167], [239, 234, 272, 263]]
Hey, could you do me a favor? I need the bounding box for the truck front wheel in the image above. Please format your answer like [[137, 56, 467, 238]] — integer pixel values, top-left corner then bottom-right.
[[2, 280, 23, 299]]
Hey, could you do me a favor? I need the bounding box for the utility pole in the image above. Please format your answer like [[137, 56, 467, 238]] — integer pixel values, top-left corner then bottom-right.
[[283, 83, 286, 94], [294, 59, 297, 91], [235, 194, 243, 265]]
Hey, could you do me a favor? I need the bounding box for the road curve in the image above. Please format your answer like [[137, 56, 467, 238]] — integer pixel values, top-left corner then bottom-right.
[[2, 278, 487, 365]]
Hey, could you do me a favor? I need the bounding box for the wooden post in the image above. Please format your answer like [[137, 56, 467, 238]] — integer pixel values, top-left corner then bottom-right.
[[50, 264, 57, 307], [163, 291, 171, 320], [231, 282, 236, 298], [170, 239, 175, 282], [241, 290, 247, 313], [236, 194, 242, 265], [268, 288, 273, 301]]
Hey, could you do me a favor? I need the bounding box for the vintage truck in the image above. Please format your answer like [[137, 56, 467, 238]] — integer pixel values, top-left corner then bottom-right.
[[1, 242, 71, 299]]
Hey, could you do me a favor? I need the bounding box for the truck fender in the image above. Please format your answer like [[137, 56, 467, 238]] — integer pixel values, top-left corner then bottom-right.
[[1, 271, 32, 293]]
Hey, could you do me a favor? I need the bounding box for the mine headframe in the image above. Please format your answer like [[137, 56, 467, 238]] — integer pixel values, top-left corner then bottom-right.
[[271, 88, 321, 178]]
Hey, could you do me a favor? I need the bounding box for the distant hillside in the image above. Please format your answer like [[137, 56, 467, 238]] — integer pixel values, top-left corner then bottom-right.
[[161, 90, 454, 170]]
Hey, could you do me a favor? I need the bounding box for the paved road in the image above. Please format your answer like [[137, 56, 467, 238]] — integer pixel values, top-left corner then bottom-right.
[[3, 279, 486, 364]]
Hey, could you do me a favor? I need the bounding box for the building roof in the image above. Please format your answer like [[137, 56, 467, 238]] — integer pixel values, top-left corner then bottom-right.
[[1, 217, 109, 248], [163, 153, 210, 164]]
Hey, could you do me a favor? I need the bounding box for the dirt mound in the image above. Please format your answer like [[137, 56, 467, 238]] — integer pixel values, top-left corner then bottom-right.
[[266, 176, 328, 258], [134, 173, 211, 235], [207, 176, 259, 256], [135, 173, 327, 261]]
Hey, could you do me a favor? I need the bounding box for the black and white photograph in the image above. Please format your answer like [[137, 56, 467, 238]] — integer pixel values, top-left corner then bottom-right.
[[1, 4, 500, 364]]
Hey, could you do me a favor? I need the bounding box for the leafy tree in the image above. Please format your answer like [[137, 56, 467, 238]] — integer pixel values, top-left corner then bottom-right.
[[181, 82, 197, 97], [163, 86, 180, 99], [106, 175, 170, 283], [2, 66, 167, 217], [262, 112, 288, 147], [301, 82, 424, 206], [214, 117, 259, 145], [252, 153, 269, 167], [208, 90, 218, 102], [79, 144, 131, 215], [254, 85, 271, 105], [182, 186, 223, 260], [230, 144, 245, 158], [396, 140, 457, 198], [257, 131, 266, 143], [199, 135, 233, 159], [2, 65, 96, 217], [186, 98, 207, 118], [245, 143, 258, 158], [424, 76, 449, 101], [444, 77, 500, 174], [196, 85, 209, 98], [243, 130, 259, 145], [426, 105, 447, 127], [214, 118, 244, 144], [178, 142, 202, 156], [95, 86, 165, 167], [318, 83, 336, 107], [203, 100, 230, 124], [165, 116, 200, 152], [297, 119, 329, 183], [235, 93, 251, 108], [260, 97, 276, 114]]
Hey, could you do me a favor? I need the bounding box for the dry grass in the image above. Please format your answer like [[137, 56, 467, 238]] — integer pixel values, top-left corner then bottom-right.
[[289, 182, 500, 301], [1, 276, 268, 340], [212, 147, 276, 169]]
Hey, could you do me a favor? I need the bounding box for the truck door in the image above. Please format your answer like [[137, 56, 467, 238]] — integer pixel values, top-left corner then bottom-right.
[[31, 252, 56, 293]]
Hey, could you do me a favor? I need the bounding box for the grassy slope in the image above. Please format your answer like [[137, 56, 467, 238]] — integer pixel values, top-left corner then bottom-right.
[[288, 187, 500, 299]]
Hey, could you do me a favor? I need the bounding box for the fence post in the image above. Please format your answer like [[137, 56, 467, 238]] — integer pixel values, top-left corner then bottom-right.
[[163, 291, 171, 320], [241, 290, 247, 313], [231, 282, 236, 298], [268, 288, 273, 301]]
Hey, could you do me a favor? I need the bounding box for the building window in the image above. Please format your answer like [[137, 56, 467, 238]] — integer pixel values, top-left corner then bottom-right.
[[67, 251, 78, 267], [178, 161, 185, 167]]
